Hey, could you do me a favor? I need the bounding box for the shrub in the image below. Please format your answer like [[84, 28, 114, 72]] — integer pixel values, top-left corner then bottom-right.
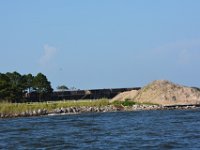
[[111, 99, 136, 107]]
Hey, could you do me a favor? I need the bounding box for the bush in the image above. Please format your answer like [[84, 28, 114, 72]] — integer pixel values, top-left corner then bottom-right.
[[112, 99, 136, 107]]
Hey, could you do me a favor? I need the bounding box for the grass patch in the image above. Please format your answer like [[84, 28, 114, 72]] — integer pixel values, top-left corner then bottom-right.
[[140, 102, 159, 106], [0, 99, 110, 114], [111, 99, 159, 107], [111, 99, 137, 107], [0, 99, 159, 115]]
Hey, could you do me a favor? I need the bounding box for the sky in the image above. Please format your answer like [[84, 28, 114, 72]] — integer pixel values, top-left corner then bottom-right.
[[0, 0, 200, 90]]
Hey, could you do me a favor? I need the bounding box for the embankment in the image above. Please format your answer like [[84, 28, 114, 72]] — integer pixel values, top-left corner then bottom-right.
[[0, 100, 162, 118], [1, 100, 200, 118]]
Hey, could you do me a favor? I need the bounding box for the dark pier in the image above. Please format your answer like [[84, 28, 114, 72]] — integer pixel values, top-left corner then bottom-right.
[[27, 87, 141, 102], [52, 87, 141, 100]]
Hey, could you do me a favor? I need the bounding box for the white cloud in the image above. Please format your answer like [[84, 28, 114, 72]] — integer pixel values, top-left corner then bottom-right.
[[39, 44, 57, 66]]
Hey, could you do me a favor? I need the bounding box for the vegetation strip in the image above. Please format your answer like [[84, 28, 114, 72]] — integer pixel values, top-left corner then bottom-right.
[[0, 99, 155, 118], [1, 99, 199, 118]]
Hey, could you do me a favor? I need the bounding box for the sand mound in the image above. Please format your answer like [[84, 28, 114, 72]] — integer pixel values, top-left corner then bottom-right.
[[110, 90, 138, 102], [112, 80, 200, 106]]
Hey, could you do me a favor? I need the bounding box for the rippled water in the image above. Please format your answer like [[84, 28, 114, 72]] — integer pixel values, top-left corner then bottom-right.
[[1, 109, 200, 149]]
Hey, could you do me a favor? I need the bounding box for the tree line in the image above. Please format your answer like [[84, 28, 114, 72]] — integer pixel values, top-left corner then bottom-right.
[[0, 72, 53, 102]]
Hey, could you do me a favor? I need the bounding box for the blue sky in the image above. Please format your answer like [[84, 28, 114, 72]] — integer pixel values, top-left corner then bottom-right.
[[0, 0, 200, 90]]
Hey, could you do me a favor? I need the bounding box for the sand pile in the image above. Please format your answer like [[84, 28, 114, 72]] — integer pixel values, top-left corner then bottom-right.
[[110, 90, 138, 102], [112, 80, 200, 106]]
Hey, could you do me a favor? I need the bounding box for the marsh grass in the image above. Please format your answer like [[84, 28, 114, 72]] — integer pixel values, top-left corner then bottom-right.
[[111, 99, 159, 107], [111, 99, 136, 107], [0, 99, 158, 115], [140, 102, 159, 106], [0, 99, 110, 114]]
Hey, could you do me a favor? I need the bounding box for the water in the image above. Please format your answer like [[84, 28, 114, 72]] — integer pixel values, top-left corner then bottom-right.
[[1, 109, 200, 149]]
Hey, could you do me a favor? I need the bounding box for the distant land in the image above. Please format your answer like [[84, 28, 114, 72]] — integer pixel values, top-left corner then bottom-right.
[[1, 80, 200, 118]]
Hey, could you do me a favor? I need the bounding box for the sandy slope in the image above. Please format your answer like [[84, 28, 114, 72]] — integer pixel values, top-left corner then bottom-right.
[[112, 80, 200, 106], [110, 90, 138, 102]]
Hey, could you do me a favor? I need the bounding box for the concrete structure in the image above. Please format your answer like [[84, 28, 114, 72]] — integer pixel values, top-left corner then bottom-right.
[[27, 87, 141, 101]]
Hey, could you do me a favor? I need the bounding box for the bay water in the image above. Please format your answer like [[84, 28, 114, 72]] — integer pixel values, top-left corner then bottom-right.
[[1, 109, 200, 149]]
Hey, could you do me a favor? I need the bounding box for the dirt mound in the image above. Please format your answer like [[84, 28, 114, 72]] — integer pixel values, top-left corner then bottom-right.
[[112, 80, 200, 106], [110, 90, 138, 102]]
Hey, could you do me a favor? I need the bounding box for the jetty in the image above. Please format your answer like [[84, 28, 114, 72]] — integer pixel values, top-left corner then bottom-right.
[[26, 87, 141, 102]]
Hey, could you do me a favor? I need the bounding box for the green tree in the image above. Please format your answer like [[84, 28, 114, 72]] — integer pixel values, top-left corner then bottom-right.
[[0, 73, 11, 101], [57, 85, 68, 91], [24, 74, 34, 93], [33, 73, 53, 101], [5, 72, 25, 102], [57, 85, 68, 100]]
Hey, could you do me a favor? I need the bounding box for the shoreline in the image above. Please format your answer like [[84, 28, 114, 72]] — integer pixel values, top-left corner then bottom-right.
[[1, 104, 200, 119]]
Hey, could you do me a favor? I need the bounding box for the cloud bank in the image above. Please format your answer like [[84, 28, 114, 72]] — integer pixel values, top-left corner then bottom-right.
[[39, 44, 57, 67]]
